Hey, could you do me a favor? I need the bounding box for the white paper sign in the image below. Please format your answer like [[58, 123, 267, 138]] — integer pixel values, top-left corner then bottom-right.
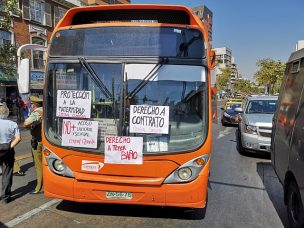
[[129, 105, 169, 134], [146, 136, 168, 152], [56, 90, 92, 118], [81, 160, 104, 172], [62, 119, 98, 148], [104, 136, 143, 164]]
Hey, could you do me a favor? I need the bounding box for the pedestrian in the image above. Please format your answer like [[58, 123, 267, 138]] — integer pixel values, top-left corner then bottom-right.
[[16, 95, 25, 124], [0, 101, 21, 204], [22, 96, 43, 194]]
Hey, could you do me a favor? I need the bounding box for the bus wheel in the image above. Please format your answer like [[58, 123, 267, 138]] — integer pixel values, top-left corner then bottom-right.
[[287, 181, 304, 228], [236, 128, 245, 155]]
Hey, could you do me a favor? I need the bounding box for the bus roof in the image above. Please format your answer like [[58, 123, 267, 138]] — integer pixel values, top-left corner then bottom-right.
[[57, 4, 204, 30]]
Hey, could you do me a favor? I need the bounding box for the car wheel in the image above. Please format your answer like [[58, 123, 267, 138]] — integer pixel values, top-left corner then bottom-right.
[[286, 181, 304, 228], [236, 128, 245, 155], [221, 119, 226, 126]]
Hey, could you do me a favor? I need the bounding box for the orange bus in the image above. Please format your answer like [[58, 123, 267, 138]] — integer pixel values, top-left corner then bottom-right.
[[40, 4, 215, 209]]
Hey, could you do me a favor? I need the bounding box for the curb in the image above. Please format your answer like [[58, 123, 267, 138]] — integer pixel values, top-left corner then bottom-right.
[[15, 152, 32, 161]]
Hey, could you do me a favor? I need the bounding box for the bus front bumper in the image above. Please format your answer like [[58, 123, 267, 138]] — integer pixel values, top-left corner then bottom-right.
[[43, 163, 209, 209]]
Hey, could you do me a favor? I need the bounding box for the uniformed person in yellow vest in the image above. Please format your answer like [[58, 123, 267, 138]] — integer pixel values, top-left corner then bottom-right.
[[22, 96, 43, 194]]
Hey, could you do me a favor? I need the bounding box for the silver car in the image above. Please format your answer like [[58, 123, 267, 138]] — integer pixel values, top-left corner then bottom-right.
[[235, 95, 278, 154]]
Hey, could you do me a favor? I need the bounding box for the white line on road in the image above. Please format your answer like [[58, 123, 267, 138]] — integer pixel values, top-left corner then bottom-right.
[[217, 126, 233, 139], [5, 199, 61, 227]]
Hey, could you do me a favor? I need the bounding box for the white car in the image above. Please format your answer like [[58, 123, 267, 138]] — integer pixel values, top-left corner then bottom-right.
[[235, 95, 278, 154]]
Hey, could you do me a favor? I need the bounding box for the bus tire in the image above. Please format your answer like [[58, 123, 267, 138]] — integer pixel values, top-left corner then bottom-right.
[[286, 181, 304, 228]]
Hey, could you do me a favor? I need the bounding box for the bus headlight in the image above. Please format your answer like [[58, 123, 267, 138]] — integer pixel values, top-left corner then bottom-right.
[[164, 154, 209, 184], [43, 146, 74, 178], [178, 167, 192, 180], [53, 160, 65, 172]]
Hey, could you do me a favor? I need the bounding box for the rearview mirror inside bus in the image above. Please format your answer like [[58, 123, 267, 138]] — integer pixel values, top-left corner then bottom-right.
[[17, 58, 30, 95]]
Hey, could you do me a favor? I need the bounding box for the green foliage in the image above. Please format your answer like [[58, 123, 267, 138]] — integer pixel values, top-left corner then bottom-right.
[[0, 43, 17, 77], [0, 0, 20, 77], [255, 58, 286, 94], [216, 67, 232, 91], [234, 79, 252, 94]]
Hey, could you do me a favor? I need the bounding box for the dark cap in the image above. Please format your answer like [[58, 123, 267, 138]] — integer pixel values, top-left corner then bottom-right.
[[30, 96, 43, 104]]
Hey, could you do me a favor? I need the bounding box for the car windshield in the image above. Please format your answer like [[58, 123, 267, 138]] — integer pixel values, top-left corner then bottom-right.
[[245, 100, 277, 114], [44, 62, 208, 155], [226, 103, 241, 110]]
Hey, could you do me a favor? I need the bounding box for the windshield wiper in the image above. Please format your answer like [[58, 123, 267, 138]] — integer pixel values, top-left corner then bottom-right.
[[126, 63, 163, 100], [79, 57, 112, 99]]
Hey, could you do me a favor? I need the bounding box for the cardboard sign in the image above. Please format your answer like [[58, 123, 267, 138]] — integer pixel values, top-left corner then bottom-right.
[[56, 90, 91, 118], [62, 119, 98, 148], [129, 105, 169, 134], [104, 136, 143, 164]]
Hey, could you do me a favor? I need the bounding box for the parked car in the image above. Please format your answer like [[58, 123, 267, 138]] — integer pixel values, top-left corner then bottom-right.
[[271, 48, 304, 228], [235, 95, 278, 154], [221, 102, 242, 126]]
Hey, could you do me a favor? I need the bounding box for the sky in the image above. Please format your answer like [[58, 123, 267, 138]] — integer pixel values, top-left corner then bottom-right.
[[132, 0, 304, 80]]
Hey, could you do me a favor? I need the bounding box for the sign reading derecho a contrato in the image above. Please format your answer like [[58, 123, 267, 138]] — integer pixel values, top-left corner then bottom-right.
[[56, 90, 91, 118], [104, 136, 143, 164], [129, 105, 169, 134], [62, 119, 98, 148]]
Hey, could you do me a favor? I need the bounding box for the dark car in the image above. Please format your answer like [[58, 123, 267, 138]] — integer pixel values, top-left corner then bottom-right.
[[221, 103, 241, 126]]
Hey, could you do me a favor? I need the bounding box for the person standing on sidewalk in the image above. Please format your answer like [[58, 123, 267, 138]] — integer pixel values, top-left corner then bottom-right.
[[22, 96, 43, 194], [0, 102, 21, 204]]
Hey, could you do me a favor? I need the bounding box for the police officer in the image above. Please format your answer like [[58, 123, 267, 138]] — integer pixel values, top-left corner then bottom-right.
[[23, 96, 43, 194], [0, 102, 21, 203]]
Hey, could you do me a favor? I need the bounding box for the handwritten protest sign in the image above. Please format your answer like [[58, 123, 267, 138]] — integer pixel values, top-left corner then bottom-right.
[[129, 105, 169, 134], [56, 90, 91, 118], [62, 119, 98, 148], [104, 136, 143, 164]]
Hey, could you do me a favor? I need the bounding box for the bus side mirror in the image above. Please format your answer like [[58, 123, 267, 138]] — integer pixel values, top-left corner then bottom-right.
[[17, 58, 30, 94], [210, 50, 216, 69]]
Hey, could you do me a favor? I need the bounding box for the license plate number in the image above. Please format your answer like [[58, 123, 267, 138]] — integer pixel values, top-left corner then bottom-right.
[[106, 191, 132, 200]]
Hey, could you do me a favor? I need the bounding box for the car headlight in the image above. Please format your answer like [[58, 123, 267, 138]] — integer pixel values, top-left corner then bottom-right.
[[164, 154, 209, 184], [244, 124, 257, 135], [223, 112, 231, 117]]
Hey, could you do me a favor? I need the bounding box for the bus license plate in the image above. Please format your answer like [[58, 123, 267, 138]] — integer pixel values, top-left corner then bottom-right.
[[106, 191, 132, 200]]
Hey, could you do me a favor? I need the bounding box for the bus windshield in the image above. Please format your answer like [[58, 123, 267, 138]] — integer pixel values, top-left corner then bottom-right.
[[45, 62, 208, 154], [49, 27, 205, 58]]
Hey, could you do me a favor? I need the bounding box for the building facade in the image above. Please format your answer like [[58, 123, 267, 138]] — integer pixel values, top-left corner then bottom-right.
[[213, 47, 240, 94], [192, 5, 213, 43]]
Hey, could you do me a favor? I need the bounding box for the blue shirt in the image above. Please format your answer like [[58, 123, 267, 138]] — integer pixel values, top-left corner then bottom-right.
[[0, 119, 20, 144]]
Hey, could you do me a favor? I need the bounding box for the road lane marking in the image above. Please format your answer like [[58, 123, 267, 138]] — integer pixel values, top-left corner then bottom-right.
[[217, 126, 233, 139], [5, 199, 61, 227]]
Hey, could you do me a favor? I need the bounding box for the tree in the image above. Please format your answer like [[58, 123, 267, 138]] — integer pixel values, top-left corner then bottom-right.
[[255, 58, 286, 94], [216, 67, 232, 92], [0, 0, 20, 77], [234, 79, 252, 95]]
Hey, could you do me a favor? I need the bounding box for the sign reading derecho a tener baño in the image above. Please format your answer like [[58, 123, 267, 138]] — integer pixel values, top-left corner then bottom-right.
[[62, 119, 98, 148], [105, 136, 143, 164], [129, 105, 169, 134], [56, 90, 91, 118]]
